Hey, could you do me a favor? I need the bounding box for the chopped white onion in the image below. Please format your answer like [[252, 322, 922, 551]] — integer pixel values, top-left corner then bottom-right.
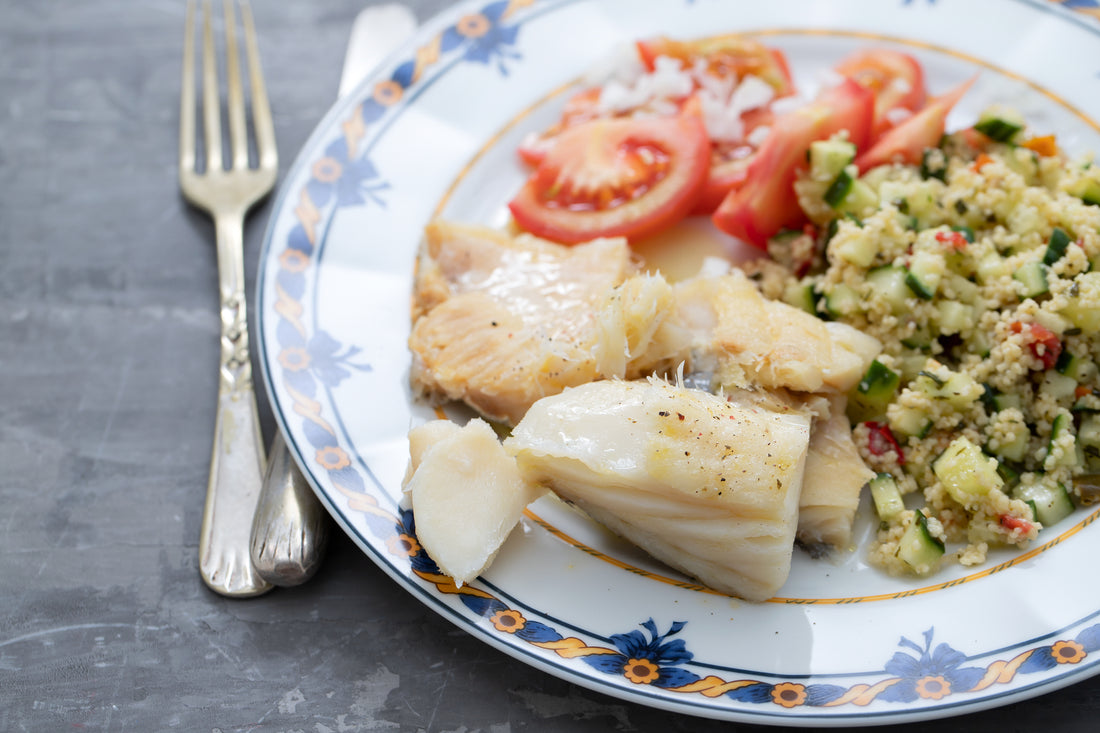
[[701, 95, 745, 143], [597, 54, 694, 114], [889, 76, 913, 95], [816, 68, 846, 89], [770, 95, 806, 116], [649, 55, 696, 98], [590, 51, 811, 147], [582, 42, 645, 87], [730, 75, 776, 113], [746, 124, 772, 147], [885, 106, 914, 126]]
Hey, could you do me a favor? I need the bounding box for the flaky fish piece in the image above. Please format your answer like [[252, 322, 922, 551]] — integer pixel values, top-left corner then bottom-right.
[[403, 418, 546, 585], [674, 267, 882, 393], [505, 379, 811, 601], [796, 393, 875, 550], [409, 221, 637, 425], [594, 272, 692, 380]]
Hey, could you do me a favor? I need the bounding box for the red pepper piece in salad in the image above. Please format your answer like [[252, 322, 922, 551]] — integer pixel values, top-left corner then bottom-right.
[[999, 513, 1036, 534], [1010, 321, 1062, 370], [935, 230, 969, 250], [866, 421, 906, 465]]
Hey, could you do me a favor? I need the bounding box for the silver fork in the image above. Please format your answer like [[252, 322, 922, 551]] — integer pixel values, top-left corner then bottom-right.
[[178, 0, 279, 597]]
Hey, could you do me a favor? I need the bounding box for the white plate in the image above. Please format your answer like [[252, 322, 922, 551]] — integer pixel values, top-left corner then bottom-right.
[[257, 0, 1100, 724]]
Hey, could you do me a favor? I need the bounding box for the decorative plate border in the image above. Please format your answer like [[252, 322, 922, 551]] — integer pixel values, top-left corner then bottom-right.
[[344, 495, 1100, 715], [257, 0, 1100, 722]]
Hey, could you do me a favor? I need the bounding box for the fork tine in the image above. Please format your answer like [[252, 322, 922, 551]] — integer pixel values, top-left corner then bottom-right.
[[223, 0, 248, 170], [201, 0, 223, 173], [240, 0, 277, 170], [179, 0, 196, 179]]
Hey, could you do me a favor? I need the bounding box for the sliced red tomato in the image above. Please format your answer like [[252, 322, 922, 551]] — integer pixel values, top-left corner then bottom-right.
[[835, 49, 926, 137], [508, 102, 710, 244], [855, 76, 975, 172], [636, 35, 795, 96], [712, 78, 874, 248], [518, 87, 604, 167]]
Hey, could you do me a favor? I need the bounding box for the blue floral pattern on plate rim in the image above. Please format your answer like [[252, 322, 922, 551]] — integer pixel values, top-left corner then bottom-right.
[[256, 0, 1100, 722]]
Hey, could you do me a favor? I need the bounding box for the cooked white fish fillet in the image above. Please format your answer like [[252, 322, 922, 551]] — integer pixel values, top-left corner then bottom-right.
[[797, 393, 875, 549], [674, 268, 881, 393], [403, 418, 545, 585], [409, 221, 637, 425], [505, 379, 811, 601]]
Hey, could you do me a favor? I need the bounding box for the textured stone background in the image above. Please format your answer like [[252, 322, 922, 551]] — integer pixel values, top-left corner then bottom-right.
[[2, 0, 1098, 730]]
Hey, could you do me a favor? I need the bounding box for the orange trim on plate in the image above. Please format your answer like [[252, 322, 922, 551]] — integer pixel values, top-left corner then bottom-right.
[[526, 506, 1100, 604]]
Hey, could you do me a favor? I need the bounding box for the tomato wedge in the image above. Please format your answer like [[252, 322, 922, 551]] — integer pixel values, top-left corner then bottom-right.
[[835, 49, 926, 137], [508, 103, 710, 244], [695, 148, 754, 214], [712, 79, 874, 248], [692, 105, 776, 214], [855, 76, 975, 172], [636, 35, 795, 96]]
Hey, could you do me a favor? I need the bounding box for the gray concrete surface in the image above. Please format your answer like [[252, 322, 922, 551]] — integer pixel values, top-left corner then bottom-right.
[[2, 0, 1098, 730]]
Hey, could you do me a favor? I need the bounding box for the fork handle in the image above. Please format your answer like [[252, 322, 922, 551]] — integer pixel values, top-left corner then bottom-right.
[[199, 212, 272, 597], [250, 431, 331, 586]]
